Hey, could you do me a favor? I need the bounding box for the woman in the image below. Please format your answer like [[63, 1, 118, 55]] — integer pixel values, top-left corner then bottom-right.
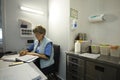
[[20, 25, 54, 70]]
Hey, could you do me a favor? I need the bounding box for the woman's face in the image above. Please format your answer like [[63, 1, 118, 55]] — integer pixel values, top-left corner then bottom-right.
[[34, 33, 44, 41]]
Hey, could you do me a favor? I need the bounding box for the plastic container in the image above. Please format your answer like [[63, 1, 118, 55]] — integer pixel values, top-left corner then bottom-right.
[[110, 46, 120, 57], [100, 45, 110, 56], [91, 45, 100, 54], [80, 40, 91, 53], [75, 40, 81, 53]]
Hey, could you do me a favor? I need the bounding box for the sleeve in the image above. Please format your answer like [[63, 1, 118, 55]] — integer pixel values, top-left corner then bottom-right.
[[44, 42, 52, 57], [27, 43, 34, 52]]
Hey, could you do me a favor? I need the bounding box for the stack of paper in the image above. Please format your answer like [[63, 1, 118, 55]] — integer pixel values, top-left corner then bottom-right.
[[79, 53, 100, 59], [16, 55, 38, 62], [1, 57, 16, 62], [1, 55, 38, 63]]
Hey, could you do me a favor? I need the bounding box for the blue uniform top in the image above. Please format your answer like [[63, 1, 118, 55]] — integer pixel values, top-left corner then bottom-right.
[[27, 42, 52, 57]]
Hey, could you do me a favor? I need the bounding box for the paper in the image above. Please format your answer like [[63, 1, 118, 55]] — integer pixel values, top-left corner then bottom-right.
[[16, 55, 38, 62], [1, 55, 38, 63], [0, 63, 41, 80], [1, 57, 16, 62], [79, 53, 100, 59]]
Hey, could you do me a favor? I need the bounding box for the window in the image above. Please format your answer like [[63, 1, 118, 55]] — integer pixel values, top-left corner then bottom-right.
[[0, 28, 2, 41]]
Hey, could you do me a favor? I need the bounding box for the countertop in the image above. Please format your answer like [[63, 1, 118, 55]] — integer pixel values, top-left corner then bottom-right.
[[66, 51, 120, 68]]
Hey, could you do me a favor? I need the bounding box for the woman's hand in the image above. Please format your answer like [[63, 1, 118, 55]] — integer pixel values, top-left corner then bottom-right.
[[19, 50, 28, 56]]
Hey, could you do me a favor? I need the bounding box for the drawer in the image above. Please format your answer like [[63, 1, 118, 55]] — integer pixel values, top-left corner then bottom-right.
[[67, 55, 84, 66], [67, 62, 84, 76], [66, 72, 84, 80]]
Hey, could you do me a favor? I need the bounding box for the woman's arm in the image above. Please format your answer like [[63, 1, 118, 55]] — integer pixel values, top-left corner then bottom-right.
[[28, 42, 53, 59], [19, 43, 34, 56], [27, 52, 48, 59]]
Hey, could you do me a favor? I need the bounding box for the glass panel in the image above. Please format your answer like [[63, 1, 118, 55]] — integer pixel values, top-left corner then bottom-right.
[[0, 28, 2, 41]]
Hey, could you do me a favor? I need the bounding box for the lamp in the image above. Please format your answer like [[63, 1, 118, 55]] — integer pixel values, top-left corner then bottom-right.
[[20, 6, 44, 15]]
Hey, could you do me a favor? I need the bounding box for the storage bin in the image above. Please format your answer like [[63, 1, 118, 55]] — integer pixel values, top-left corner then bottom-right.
[[91, 45, 100, 54], [110, 46, 120, 57], [100, 45, 110, 56]]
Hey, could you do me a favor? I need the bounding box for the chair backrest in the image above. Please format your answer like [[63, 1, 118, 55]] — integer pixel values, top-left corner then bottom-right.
[[53, 44, 60, 73], [0, 52, 4, 58], [33, 44, 60, 74], [42, 44, 60, 75]]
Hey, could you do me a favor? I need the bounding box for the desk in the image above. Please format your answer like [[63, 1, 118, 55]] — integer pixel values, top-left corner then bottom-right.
[[0, 54, 47, 80]]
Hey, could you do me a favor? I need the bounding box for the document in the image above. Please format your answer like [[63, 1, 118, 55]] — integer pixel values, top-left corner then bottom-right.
[[16, 55, 38, 62], [1, 55, 38, 63], [0, 57, 16, 62], [79, 53, 100, 59]]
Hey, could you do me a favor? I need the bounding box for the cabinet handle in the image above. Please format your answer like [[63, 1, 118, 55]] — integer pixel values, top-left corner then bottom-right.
[[95, 65, 104, 72]]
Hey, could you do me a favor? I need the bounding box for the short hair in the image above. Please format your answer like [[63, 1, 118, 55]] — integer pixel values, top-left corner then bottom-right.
[[33, 25, 46, 35]]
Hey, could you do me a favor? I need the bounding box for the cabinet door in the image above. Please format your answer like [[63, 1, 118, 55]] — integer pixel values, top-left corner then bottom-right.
[[86, 61, 117, 80], [85, 61, 96, 80], [67, 72, 84, 80]]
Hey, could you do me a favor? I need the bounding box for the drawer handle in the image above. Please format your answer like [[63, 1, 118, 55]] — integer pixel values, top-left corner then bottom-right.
[[95, 65, 104, 72], [71, 58, 78, 63], [71, 64, 78, 68], [71, 69, 78, 74]]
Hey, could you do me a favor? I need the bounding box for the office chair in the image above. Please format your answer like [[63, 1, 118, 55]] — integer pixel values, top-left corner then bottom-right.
[[34, 44, 60, 80], [0, 52, 4, 58]]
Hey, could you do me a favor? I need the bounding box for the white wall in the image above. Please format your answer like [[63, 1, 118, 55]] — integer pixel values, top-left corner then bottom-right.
[[49, 0, 120, 80], [70, 0, 120, 46], [3, 0, 48, 52], [3, 0, 120, 80], [48, 0, 70, 80]]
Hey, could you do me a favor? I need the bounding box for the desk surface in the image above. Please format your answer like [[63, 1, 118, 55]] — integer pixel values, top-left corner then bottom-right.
[[0, 54, 47, 80]]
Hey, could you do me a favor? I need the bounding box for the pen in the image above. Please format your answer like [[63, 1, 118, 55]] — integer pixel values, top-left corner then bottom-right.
[[9, 62, 24, 67]]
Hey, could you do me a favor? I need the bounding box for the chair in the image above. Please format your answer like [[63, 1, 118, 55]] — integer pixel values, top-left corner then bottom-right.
[[0, 52, 4, 58], [34, 44, 60, 80]]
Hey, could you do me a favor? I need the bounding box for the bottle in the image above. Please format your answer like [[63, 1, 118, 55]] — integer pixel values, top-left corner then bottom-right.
[[75, 40, 81, 53]]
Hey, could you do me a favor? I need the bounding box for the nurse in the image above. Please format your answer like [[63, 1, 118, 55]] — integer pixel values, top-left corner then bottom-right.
[[19, 25, 54, 70]]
